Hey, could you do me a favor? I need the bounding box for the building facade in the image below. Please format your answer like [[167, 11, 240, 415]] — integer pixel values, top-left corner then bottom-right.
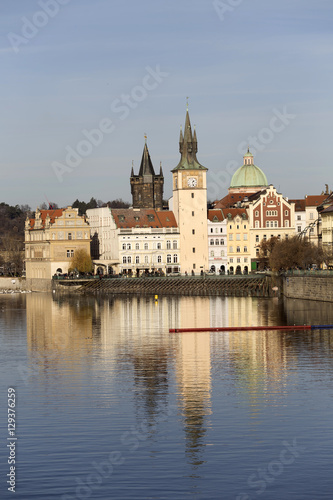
[[207, 209, 228, 274], [25, 207, 90, 279]]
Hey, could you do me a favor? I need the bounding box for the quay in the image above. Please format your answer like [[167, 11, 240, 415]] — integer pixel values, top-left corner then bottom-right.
[[54, 274, 270, 297]]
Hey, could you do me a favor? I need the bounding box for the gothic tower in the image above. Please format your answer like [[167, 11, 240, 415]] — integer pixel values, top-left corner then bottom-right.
[[130, 140, 164, 210], [172, 108, 208, 274]]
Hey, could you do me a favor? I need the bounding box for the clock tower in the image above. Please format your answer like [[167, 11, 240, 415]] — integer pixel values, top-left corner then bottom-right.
[[172, 108, 208, 274]]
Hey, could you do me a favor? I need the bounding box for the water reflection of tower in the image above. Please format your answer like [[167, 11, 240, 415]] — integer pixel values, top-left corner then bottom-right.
[[175, 297, 212, 467]]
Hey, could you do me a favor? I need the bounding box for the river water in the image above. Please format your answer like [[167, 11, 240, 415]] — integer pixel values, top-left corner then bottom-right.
[[1, 292, 333, 499]]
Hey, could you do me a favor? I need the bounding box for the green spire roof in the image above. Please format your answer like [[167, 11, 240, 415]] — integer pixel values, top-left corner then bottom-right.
[[172, 109, 207, 172]]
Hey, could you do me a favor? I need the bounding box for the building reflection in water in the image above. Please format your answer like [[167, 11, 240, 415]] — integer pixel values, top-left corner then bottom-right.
[[25, 293, 333, 471]]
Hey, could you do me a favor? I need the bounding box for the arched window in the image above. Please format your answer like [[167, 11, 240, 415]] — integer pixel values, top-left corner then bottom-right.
[[173, 254, 178, 263], [215, 239, 219, 245], [157, 255, 162, 263], [166, 240, 171, 249], [135, 243, 139, 250], [127, 256, 132, 264], [167, 254, 172, 263], [135, 256, 139, 264], [210, 250, 214, 257], [122, 243, 126, 250], [173, 240, 177, 249], [144, 243, 148, 250], [122, 256, 127, 263], [220, 239, 224, 245], [210, 239, 214, 245], [127, 243, 131, 250], [144, 255, 149, 263]]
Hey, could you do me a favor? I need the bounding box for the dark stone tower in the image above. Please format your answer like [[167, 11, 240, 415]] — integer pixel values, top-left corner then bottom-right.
[[130, 140, 164, 210]]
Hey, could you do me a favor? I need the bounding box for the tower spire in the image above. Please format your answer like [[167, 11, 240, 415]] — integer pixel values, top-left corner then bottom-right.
[[172, 108, 207, 171]]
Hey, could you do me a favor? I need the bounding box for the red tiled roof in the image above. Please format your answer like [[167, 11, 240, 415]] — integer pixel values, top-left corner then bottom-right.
[[289, 199, 306, 211], [207, 209, 225, 222], [29, 209, 65, 229], [111, 209, 177, 228], [221, 208, 248, 219], [305, 195, 328, 207]]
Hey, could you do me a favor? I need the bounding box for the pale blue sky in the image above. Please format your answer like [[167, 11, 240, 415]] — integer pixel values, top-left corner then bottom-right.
[[1, 0, 333, 208]]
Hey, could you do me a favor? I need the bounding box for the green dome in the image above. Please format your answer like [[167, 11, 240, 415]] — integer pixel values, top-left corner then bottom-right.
[[230, 163, 268, 188]]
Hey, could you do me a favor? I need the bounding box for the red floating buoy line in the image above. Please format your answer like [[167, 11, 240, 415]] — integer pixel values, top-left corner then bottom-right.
[[169, 325, 333, 333]]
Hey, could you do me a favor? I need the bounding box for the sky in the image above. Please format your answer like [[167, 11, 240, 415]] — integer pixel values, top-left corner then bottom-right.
[[1, 0, 333, 209]]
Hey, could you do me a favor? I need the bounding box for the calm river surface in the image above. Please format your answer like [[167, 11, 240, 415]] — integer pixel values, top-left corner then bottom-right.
[[1, 293, 333, 499]]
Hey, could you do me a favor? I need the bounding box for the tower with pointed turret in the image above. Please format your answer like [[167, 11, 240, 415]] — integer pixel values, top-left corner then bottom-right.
[[171, 107, 208, 274], [130, 139, 164, 210]]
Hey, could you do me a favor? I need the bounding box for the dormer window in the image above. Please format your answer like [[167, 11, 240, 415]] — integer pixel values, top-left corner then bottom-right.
[[119, 215, 125, 222], [148, 214, 155, 222]]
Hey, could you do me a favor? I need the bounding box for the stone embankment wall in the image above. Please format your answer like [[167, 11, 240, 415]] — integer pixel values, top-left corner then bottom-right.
[[283, 274, 333, 302], [0, 278, 53, 292], [0, 277, 26, 291]]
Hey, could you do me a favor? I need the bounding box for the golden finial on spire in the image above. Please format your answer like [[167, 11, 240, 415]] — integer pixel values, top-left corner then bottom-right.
[[144, 133, 147, 144], [186, 96, 189, 111]]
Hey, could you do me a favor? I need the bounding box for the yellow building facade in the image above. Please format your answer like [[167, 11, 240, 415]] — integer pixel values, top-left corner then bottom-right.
[[25, 207, 91, 279]]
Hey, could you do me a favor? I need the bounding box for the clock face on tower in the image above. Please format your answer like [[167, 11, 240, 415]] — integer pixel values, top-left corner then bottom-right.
[[187, 177, 197, 187]]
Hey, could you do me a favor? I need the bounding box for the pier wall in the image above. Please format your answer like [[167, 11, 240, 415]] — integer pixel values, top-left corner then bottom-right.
[[283, 274, 333, 302]]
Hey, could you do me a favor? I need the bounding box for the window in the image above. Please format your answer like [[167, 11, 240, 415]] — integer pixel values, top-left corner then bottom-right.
[[157, 242, 161, 250], [263, 235, 267, 241], [229, 234, 233, 240], [122, 243, 126, 250], [285, 210, 288, 216], [68, 233, 72, 240], [236, 234, 240, 241], [237, 258, 241, 263], [157, 255, 162, 263], [229, 225, 232, 229], [255, 211, 259, 217], [244, 225, 247, 229], [215, 228, 219, 233], [266, 221, 270, 227], [144, 255, 149, 263], [67, 250, 74, 258], [297, 226, 301, 233], [173, 241, 177, 249], [167, 254, 171, 263], [274, 221, 278, 227], [297, 215, 301, 221], [192, 248, 195, 253], [237, 225, 239, 229], [135, 256, 140, 264], [255, 221, 259, 228], [220, 239, 224, 245], [230, 258, 233, 263], [127, 243, 131, 250], [256, 248, 259, 255], [193, 263, 196, 269], [270, 221, 274, 227], [191, 193, 194, 198], [220, 228, 223, 233], [310, 213, 314, 220], [285, 220, 289, 227], [123, 256, 127, 264], [229, 246, 233, 253], [244, 258, 248, 263], [192, 229, 195, 235], [243, 234, 248, 241], [256, 235, 259, 243], [144, 243, 148, 250], [173, 254, 178, 263], [166, 240, 171, 249], [148, 214, 155, 222], [236, 246, 240, 253], [135, 243, 139, 250], [192, 211, 194, 216], [215, 239, 219, 245], [127, 256, 132, 264], [210, 251, 214, 257], [210, 239, 214, 245], [244, 246, 248, 252]]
